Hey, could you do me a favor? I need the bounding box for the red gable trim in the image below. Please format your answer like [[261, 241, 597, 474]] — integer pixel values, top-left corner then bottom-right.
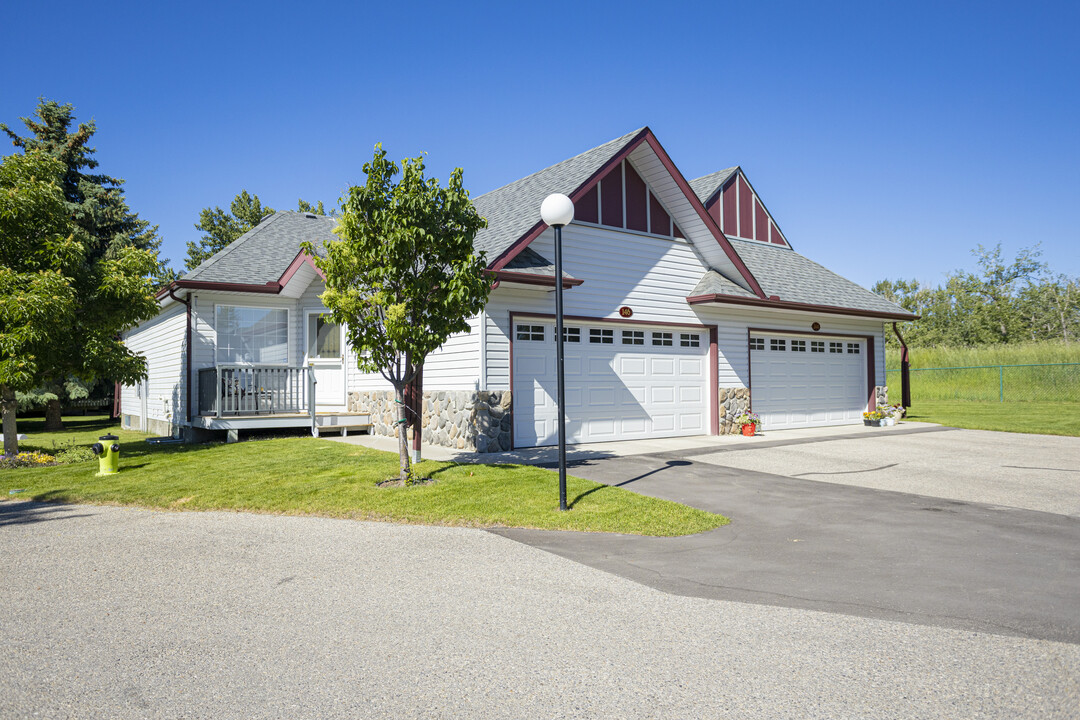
[[156, 279, 281, 299], [279, 251, 326, 286], [489, 128, 652, 272], [490, 128, 767, 299], [686, 292, 920, 321], [642, 134, 766, 298]]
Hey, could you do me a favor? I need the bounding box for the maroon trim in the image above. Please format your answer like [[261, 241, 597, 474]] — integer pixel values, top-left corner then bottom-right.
[[709, 326, 719, 435], [577, 185, 599, 224], [279, 251, 326, 286], [624, 161, 648, 232], [600, 162, 625, 228], [686, 293, 919, 321], [641, 133, 766, 297], [747, 327, 877, 412], [157, 279, 281, 299], [113, 381, 122, 419], [405, 366, 423, 452], [745, 327, 752, 413], [722, 180, 738, 237], [490, 128, 651, 272], [734, 169, 791, 249], [508, 311, 516, 450], [494, 271, 584, 288]]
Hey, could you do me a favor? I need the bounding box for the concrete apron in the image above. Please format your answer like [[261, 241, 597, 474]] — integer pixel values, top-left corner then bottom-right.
[[329, 421, 942, 465]]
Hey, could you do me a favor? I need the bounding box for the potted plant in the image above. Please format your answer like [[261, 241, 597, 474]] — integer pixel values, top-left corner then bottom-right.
[[735, 412, 761, 436]]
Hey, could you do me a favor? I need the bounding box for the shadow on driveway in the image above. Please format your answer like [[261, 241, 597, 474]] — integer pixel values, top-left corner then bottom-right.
[[491, 453, 1080, 645]]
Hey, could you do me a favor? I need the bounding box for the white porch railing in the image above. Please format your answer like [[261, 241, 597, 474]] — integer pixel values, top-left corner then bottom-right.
[[198, 365, 313, 418]]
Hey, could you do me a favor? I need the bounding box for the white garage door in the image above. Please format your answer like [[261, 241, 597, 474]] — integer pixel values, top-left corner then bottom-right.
[[750, 334, 868, 430], [513, 321, 709, 448]]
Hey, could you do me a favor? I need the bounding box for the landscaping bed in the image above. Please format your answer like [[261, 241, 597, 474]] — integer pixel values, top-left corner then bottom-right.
[[1, 417, 728, 536]]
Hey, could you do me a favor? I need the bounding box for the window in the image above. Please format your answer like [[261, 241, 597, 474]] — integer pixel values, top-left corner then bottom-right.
[[308, 314, 341, 360], [216, 306, 288, 364], [829, 342, 843, 353], [516, 324, 544, 341], [652, 332, 673, 347], [622, 330, 644, 345], [847, 343, 861, 354], [590, 328, 613, 344], [791, 340, 806, 352], [682, 333, 701, 348], [770, 338, 786, 351], [811, 341, 825, 353], [748, 337, 764, 351], [562, 326, 580, 343]]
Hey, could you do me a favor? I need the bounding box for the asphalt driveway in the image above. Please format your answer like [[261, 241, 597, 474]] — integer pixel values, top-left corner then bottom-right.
[[492, 426, 1080, 644]]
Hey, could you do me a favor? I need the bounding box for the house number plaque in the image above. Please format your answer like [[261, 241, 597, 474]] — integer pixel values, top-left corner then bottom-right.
[[619, 306, 633, 318]]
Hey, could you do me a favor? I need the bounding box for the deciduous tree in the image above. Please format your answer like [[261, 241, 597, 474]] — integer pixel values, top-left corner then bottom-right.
[[302, 145, 488, 482]]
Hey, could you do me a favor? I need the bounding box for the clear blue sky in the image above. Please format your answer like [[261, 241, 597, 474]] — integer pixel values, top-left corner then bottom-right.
[[2, 0, 1077, 289]]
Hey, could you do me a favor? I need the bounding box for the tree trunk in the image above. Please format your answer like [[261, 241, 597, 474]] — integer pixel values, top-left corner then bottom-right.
[[44, 397, 65, 431], [394, 382, 411, 483], [2, 385, 19, 456]]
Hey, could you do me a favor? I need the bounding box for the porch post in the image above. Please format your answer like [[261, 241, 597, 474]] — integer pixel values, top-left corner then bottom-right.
[[308, 363, 318, 437]]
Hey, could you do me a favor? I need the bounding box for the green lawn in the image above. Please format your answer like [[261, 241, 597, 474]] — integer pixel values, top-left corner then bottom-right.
[[903, 401, 1080, 437], [1, 417, 727, 536]]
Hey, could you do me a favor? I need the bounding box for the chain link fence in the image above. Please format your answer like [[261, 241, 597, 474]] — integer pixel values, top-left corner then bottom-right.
[[886, 363, 1080, 403]]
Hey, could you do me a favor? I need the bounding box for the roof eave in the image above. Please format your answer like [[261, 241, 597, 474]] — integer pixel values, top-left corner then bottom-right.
[[685, 293, 920, 321], [493, 270, 584, 289]]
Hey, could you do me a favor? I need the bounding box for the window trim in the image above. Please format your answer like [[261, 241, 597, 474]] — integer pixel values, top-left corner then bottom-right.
[[306, 309, 344, 364], [215, 304, 291, 366], [621, 329, 645, 345], [515, 323, 546, 342], [589, 327, 614, 344]]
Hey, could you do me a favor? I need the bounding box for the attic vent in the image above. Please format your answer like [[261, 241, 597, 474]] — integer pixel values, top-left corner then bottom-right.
[[303, 212, 317, 219]]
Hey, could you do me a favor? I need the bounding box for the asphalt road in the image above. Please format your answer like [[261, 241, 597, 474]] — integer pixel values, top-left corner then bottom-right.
[[496, 429, 1080, 645], [2, 501, 1078, 719]]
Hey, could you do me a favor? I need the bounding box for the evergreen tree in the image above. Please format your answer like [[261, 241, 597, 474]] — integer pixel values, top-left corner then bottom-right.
[[1, 99, 172, 284], [186, 194, 329, 271]]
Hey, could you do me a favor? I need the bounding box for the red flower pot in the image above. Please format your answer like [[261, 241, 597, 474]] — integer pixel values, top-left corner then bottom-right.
[[741, 424, 756, 437]]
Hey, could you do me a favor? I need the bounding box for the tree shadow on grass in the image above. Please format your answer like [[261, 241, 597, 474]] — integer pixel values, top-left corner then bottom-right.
[[0, 500, 97, 527], [569, 460, 692, 508]]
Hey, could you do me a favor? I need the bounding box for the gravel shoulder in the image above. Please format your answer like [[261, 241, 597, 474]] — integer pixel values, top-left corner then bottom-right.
[[1, 501, 1078, 719]]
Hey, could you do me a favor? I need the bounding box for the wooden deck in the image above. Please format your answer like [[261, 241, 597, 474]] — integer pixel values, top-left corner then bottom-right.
[[195, 411, 372, 438]]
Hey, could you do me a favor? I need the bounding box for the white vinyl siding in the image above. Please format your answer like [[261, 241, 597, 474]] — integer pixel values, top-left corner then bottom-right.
[[120, 303, 187, 427]]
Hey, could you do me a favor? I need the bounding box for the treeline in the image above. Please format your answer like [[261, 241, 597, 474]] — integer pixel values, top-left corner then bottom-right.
[[874, 245, 1078, 347]]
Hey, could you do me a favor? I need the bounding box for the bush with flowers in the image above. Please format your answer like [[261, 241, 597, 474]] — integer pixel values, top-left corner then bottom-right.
[[0, 451, 57, 469], [735, 412, 761, 428]]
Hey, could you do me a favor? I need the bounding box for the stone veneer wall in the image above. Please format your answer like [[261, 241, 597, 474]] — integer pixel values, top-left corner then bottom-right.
[[875, 386, 888, 408], [718, 388, 751, 434], [348, 390, 512, 453]]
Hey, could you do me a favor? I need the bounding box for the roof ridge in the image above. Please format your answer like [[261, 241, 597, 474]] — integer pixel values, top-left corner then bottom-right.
[[473, 127, 646, 201]]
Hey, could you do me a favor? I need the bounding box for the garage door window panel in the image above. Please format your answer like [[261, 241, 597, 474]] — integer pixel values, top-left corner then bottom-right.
[[516, 324, 545, 341], [590, 328, 613, 344], [622, 330, 645, 345]]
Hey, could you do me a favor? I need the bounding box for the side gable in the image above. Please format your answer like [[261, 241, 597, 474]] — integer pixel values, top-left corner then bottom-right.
[[692, 168, 790, 248]]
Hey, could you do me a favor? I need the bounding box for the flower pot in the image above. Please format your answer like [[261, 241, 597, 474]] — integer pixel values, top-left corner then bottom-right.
[[741, 424, 756, 437], [885, 417, 895, 426], [878, 419, 887, 427]]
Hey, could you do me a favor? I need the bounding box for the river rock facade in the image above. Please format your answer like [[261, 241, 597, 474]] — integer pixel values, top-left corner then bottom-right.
[[348, 390, 512, 453]]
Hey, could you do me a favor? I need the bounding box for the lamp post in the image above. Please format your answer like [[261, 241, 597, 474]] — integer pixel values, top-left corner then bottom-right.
[[540, 193, 574, 511]]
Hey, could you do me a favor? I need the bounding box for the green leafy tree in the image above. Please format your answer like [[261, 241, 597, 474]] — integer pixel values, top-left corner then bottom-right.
[[0, 151, 158, 453], [302, 145, 489, 482], [186, 194, 329, 271], [1, 99, 172, 286]]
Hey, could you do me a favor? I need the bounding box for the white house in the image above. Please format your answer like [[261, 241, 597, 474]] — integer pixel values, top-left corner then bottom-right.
[[121, 127, 915, 450]]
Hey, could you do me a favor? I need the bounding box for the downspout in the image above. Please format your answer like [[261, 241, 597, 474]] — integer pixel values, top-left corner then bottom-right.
[[891, 322, 911, 409], [167, 287, 193, 429]]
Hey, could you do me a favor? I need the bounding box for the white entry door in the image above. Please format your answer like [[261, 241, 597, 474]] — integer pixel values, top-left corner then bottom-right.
[[512, 321, 709, 448], [306, 312, 345, 408], [749, 333, 868, 430]]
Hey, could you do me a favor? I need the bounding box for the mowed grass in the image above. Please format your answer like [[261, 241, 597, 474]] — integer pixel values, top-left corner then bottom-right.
[[1, 417, 727, 536], [903, 401, 1080, 437]]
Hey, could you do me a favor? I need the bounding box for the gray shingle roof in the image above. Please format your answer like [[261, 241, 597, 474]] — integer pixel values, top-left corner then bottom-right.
[[501, 246, 575, 279], [709, 239, 914, 317], [688, 167, 738, 205], [690, 270, 758, 298], [183, 211, 337, 284], [471, 128, 645, 263]]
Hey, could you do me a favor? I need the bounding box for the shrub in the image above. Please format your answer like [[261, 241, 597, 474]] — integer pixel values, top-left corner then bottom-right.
[[0, 451, 57, 469]]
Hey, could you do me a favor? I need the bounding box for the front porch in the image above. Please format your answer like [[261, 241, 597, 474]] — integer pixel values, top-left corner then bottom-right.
[[196, 365, 370, 440]]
